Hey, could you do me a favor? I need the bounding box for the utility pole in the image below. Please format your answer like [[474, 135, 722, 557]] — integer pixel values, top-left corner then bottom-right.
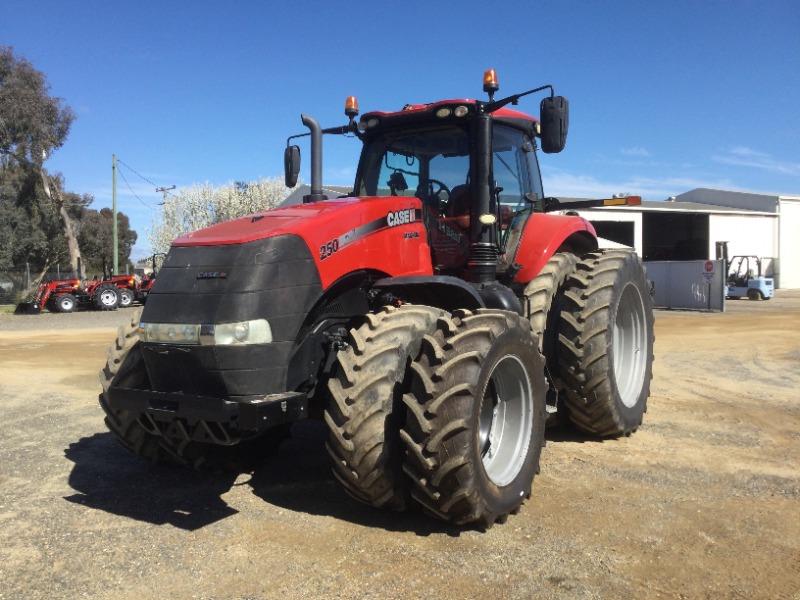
[[155, 184, 176, 205], [112, 153, 118, 275]]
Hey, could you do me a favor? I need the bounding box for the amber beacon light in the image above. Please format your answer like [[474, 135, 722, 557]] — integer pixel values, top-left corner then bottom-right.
[[345, 96, 359, 119], [483, 68, 499, 100]]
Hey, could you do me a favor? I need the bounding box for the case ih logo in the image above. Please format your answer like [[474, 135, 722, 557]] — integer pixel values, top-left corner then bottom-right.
[[196, 271, 227, 279], [387, 209, 415, 227]]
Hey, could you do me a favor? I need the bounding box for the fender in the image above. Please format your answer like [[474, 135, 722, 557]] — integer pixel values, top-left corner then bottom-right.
[[511, 213, 598, 284], [372, 275, 485, 312]]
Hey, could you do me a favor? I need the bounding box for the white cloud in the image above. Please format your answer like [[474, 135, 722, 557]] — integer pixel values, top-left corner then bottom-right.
[[541, 166, 738, 199], [713, 147, 800, 176], [325, 165, 357, 185], [621, 146, 651, 157]]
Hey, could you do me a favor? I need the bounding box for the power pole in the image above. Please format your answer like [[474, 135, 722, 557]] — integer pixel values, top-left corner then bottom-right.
[[156, 184, 176, 205], [112, 153, 118, 275]]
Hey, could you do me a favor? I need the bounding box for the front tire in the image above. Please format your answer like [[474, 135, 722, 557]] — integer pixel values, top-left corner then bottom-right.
[[54, 293, 77, 313], [325, 304, 447, 510], [558, 251, 655, 437], [118, 288, 134, 307], [401, 309, 546, 527], [94, 283, 119, 311], [99, 311, 224, 467]]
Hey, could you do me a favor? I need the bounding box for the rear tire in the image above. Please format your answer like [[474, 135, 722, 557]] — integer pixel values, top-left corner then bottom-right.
[[325, 304, 447, 510], [558, 251, 655, 437], [54, 293, 77, 313], [118, 288, 134, 307], [523, 252, 578, 418], [94, 283, 119, 311], [401, 309, 546, 527], [747, 289, 763, 301]]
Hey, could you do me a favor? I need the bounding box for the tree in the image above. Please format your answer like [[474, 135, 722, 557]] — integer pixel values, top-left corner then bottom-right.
[[78, 207, 137, 275], [0, 46, 74, 163], [0, 46, 83, 276], [149, 178, 291, 253], [0, 161, 70, 275]]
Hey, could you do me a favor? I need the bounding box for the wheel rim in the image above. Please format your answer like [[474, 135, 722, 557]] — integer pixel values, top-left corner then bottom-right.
[[121, 293, 131, 306], [612, 282, 648, 408], [61, 298, 73, 310], [478, 354, 534, 487], [100, 290, 117, 306]]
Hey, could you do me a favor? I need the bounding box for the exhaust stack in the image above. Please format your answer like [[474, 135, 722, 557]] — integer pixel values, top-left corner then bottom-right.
[[301, 114, 327, 202]]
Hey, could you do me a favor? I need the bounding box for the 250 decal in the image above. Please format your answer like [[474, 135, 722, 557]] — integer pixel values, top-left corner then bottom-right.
[[319, 239, 340, 260]]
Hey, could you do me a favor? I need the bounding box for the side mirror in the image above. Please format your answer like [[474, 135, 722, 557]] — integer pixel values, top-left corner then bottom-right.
[[539, 96, 569, 153], [387, 171, 408, 192], [284, 145, 301, 188]]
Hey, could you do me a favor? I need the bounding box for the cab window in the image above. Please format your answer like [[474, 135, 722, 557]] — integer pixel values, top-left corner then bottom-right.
[[376, 152, 420, 197], [492, 124, 543, 209]]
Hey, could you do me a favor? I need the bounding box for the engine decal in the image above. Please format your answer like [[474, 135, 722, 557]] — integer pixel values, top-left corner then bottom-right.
[[319, 208, 423, 260]]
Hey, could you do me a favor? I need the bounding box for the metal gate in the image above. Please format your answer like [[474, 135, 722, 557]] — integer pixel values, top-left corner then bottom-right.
[[644, 260, 726, 311]]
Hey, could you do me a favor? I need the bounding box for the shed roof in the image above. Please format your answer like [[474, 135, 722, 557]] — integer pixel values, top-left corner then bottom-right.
[[561, 197, 777, 217], [282, 185, 352, 206]]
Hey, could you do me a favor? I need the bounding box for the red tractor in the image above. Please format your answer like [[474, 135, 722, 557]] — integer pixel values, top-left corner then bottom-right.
[[16, 276, 120, 314], [99, 70, 654, 527], [105, 253, 166, 306]]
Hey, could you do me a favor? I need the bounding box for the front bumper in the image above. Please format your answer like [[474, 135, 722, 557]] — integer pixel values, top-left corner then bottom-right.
[[108, 386, 308, 445]]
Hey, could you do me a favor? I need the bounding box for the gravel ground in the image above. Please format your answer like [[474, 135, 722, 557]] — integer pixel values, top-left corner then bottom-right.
[[0, 292, 799, 599], [0, 306, 137, 331]]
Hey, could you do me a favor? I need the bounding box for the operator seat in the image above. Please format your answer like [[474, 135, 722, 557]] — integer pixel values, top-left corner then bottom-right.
[[446, 184, 472, 229]]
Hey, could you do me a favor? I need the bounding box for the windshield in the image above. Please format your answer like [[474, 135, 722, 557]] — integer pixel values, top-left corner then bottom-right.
[[355, 122, 543, 269], [356, 126, 470, 203]]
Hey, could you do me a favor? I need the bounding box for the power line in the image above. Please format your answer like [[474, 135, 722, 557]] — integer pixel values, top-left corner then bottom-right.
[[116, 166, 153, 208], [116, 158, 159, 188]]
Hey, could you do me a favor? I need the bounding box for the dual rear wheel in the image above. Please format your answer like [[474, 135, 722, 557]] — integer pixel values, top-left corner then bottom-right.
[[326, 305, 545, 526]]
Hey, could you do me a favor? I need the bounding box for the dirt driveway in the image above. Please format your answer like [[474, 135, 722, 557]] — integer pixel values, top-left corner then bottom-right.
[[1, 296, 799, 599]]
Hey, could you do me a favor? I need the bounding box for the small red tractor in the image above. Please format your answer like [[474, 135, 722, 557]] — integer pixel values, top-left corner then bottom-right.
[[106, 253, 165, 307], [15, 254, 165, 314], [99, 70, 654, 527], [15, 276, 121, 314]]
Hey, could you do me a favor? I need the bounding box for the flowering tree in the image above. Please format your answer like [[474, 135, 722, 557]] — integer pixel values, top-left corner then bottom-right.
[[148, 177, 292, 254]]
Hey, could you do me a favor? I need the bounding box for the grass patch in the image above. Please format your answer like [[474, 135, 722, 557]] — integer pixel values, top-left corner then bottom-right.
[[0, 304, 17, 314]]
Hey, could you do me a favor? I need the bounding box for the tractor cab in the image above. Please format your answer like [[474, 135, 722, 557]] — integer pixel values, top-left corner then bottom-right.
[[353, 101, 545, 276], [285, 70, 570, 291]]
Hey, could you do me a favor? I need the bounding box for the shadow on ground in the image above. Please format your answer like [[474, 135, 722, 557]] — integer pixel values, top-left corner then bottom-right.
[[64, 432, 239, 530], [64, 422, 460, 536]]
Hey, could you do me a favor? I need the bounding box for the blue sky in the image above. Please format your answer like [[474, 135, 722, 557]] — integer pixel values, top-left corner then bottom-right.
[[3, 0, 799, 258]]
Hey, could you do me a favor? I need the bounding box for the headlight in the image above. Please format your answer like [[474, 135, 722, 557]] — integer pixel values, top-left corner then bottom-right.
[[140, 322, 200, 344], [202, 319, 272, 345], [140, 319, 271, 346]]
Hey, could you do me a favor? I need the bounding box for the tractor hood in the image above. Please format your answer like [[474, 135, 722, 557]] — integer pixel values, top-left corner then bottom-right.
[[173, 198, 361, 247], [169, 195, 434, 289]]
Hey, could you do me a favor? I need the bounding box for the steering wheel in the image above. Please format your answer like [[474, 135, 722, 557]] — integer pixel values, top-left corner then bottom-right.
[[428, 178, 451, 203]]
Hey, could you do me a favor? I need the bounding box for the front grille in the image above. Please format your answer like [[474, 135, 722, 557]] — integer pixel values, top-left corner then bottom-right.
[[140, 235, 322, 396]]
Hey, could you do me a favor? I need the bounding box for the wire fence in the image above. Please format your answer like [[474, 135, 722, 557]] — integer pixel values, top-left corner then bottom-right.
[[0, 267, 84, 304], [0, 270, 32, 304]]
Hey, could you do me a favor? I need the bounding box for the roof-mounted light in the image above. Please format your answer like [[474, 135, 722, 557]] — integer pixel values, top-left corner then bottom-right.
[[435, 107, 452, 118], [483, 68, 499, 101], [454, 105, 469, 117], [345, 96, 359, 119]]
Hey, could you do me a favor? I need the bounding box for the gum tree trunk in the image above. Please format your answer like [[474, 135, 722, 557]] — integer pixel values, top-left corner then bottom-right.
[[40, 168, 83, 279]]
